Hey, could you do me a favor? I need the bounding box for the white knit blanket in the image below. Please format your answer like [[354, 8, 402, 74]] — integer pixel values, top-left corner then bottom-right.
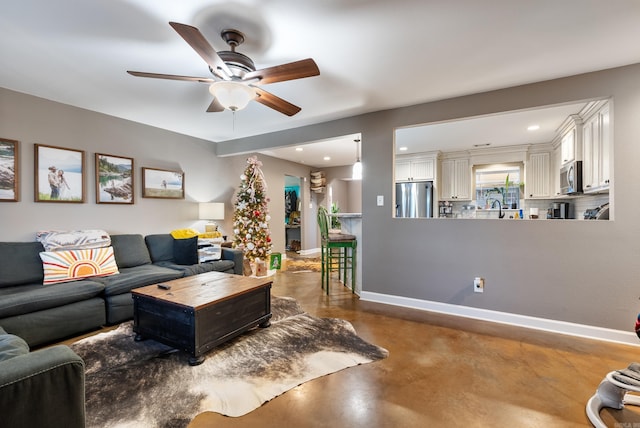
[[36, 229, 111, 252]]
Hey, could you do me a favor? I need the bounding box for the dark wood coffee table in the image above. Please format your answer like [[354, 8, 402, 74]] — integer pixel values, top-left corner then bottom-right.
[[132, 271, 272, 365]]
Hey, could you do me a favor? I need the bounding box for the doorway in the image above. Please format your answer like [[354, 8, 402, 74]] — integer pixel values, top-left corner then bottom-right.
[[284, 175, 302, 253]]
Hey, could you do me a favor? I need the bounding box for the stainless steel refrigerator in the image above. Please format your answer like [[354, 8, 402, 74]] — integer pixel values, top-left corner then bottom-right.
[[395, 181, 433, 218]]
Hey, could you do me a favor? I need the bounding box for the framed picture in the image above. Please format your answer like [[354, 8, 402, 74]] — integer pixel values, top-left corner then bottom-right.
[[0, 138, 19, 202], [95, 153, 134, 204], [142, 167, 184, 199], [35, 144, 85, 203]]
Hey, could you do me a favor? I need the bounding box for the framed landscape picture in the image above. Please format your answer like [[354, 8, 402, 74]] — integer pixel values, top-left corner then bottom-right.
[[96, 153, 134, 204], [35, 144, 85, 203], [142, 167, 184, 199], [0, 138, 19, 202]]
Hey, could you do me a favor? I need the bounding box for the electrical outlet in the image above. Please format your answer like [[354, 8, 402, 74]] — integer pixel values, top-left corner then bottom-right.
[[473, 277, 484, 293], [377, 195, 384, 206]]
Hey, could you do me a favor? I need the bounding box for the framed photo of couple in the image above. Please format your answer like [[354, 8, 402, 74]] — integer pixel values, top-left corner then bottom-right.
[[34, 144, 85, 203]]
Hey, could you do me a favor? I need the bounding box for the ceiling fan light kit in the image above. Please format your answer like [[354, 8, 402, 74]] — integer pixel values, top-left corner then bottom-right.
[[127, 22, 320, 116], [209, 81, 256, 112]]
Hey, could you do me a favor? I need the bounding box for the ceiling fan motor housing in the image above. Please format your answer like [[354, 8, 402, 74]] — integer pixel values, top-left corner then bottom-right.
[[214, 29, 256, 79], [214, 51, 255, 78]]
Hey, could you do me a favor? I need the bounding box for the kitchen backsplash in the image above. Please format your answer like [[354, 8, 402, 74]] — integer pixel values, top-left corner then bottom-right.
[[446, 194, 610, 220]]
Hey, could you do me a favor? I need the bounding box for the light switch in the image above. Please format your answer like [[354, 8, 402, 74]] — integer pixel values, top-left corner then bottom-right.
[[377, 195, 384, 206]]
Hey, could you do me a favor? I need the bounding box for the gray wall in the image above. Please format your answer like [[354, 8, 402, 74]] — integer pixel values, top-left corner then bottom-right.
[[314, 165, 362, 214], [0, 88, 312, 255], [216, 63, 640, 331]]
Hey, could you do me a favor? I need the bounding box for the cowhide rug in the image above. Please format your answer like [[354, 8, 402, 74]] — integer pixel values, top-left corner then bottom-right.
[[284, 257, 321, 272], [71, 296, 388, 427]]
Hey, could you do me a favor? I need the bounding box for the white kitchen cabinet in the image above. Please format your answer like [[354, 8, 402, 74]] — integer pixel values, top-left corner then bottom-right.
[[395, 155, 435, 181], [557, 114, 582, 165], [582, 115, 596, 190], [552, 145, 562, 197], [582, 102, 611, 193], [601, 105, 610, 188], [526, 152, 551, 199], [440, 158, 470, 200], [561, 128, 575, 164]]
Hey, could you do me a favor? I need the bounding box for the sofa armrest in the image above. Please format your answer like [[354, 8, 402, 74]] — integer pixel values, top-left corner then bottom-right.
[[221, 247, 244, 275], [0, 345, 85, 427]]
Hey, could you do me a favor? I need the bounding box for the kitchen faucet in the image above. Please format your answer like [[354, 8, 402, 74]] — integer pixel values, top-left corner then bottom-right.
[[491, 200, 505, 218]]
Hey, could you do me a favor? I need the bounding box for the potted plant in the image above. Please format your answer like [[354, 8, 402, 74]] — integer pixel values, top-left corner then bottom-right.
[[330, 203, 341, 230], [505, 174, 518, 209]]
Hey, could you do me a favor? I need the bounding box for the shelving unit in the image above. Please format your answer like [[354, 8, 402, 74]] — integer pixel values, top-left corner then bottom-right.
[[310, 171, 326, 193]]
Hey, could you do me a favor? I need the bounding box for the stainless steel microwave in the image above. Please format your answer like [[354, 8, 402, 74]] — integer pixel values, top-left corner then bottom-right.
[[560, 160, 582, 195]]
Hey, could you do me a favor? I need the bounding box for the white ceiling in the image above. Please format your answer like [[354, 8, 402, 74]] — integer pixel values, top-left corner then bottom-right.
[[394, 101, 589, 153], [2, 1, 640, 167]]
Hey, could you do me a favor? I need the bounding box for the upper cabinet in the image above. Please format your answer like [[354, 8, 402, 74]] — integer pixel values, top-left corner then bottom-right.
[[440, 157, 471, 200], [552, 144, 562, 197], [526, 151, 551, 199], [557, 114, 583, 165], [395, 154, 436, 182], [582, 101, 611, 193]]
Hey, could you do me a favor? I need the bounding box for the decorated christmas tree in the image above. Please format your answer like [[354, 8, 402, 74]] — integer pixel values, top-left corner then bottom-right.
[[232, 156, 272, 263]]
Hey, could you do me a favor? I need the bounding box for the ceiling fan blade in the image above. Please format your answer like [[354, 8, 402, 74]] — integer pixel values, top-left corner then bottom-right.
[[206, 98, 225, 112], [168, 22, 232, 79], [127, 70, 214, 83], [244, 58, 320, 85], [253, 87, 302, 116]]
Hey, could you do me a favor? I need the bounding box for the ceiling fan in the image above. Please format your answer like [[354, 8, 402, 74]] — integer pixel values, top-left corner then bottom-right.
[[127, 22, 320, 116]]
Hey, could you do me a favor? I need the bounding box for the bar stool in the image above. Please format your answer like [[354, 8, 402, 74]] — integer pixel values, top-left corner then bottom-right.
[[317, 206, 357, 294]]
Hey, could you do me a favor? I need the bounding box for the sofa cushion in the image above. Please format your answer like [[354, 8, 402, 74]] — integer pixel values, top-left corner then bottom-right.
[[0, 242, 45, 288], [0, 299, 106, 347], [174, 237, 198, 265], [0, 280, 105, 318], [96, 265, 183, 296], [0, 333, 29, 362], [39, 246, 119, 285], [145, 234, 174, 263], [155, 259, 236, 276], [110, 234, 151, 268]]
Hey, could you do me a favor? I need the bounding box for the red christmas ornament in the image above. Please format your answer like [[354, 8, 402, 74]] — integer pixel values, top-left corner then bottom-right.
[[267, 236, 271, 243], [254, 210, 260, 217]]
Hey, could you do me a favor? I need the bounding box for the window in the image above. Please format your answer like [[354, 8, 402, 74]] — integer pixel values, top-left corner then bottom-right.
[[475, 163, 522, 209]]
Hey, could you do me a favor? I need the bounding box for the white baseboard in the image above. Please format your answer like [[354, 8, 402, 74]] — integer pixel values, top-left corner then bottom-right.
[[298, 248, 321, 256], [360, 291, 640, 347]]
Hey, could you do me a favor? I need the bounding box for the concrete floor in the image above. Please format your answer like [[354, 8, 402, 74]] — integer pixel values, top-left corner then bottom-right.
[[184, 267, 640, 427]]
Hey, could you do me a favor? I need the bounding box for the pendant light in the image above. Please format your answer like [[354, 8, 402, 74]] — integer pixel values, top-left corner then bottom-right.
[[352, 138, 362, 180]]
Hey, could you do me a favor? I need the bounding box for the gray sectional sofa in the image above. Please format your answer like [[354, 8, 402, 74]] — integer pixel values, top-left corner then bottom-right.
[[0, 326, 85, 427], [0, 233, 243, 347]]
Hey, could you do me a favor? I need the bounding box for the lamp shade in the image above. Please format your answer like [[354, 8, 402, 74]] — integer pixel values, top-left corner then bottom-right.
[[199, 202, 225, 220], [209, 81, 256, 111], [352, 138, 362, 180], [352, 160, 362, 180]]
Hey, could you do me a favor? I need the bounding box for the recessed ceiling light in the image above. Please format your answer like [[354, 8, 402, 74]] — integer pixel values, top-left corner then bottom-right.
[[399, 146, 408, 151], [295, 147, 303, 151], [473, 143, 491, 147], [324, 156, 331, 161], [527, 124, 540, 131]]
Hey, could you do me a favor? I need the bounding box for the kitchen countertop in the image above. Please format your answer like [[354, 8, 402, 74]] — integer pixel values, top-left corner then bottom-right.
[[328, 212, 362, 218]]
